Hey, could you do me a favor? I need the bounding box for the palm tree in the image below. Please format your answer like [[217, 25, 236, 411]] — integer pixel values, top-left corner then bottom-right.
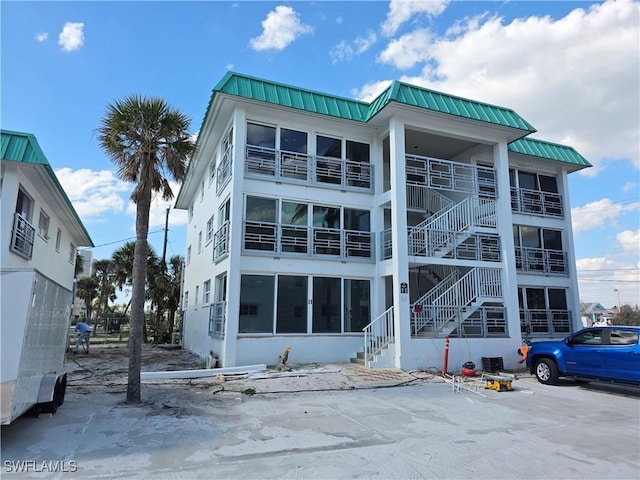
[[165, 255, 184, 343], [97, 95, 195, 404], [76, 276, 99, 322], [93, 259, 116, 332]]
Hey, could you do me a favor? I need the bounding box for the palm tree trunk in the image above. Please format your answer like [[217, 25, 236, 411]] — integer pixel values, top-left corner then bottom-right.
[[127, 187, 152, 404]]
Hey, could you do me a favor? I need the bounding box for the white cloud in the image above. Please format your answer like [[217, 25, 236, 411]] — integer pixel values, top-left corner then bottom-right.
[[351, 80, 393, 102], [617, 229, 640, 254], [576, 256, 639, 307], [623, 182, 637, 193], [249, 5, 312, 52], [55, 168, 129, 221], [375, 0, 639, 174], [330, 31, 377, 63], [125, 181, 188, 229], [571, 198, 640, 235], [382, 0, 449, 37], [58, 22, 84, 52], [35, 32, 48, 42], [377, 28, 434, 69]]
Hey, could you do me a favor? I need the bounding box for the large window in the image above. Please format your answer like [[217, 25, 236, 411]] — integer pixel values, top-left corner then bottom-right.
[[16, 188, 33, 221], [276, 275, 308, 333], [313, 277, 341, 333], [519, 287, 570, 336], [280, 128, 307, 154], [239, 274, 371, 335], [239, 275, 275, 333], [38, 210, 50, 239], [247, 123, 276, 148]]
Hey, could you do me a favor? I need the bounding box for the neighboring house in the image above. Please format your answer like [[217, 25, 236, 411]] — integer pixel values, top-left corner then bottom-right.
[[1, 129, 94, 354], [175, 72, 590, 371], [580, 302, 613, 327]]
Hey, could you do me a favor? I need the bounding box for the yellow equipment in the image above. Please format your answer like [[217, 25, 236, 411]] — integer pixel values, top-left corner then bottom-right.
[[484, 374, 513, 392]]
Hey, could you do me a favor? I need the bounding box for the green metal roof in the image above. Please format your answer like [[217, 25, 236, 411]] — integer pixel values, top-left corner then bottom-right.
[[508, 137, 592, 168], [211, 72, 536, 133], [1, 129, 94, 246]]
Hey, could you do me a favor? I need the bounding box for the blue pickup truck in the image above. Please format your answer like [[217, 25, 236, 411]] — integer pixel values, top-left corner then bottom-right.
[[526, 326, 640, 386]]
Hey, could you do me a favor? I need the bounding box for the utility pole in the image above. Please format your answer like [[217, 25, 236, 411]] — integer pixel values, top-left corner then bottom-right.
[[162, 207, 169, 268]]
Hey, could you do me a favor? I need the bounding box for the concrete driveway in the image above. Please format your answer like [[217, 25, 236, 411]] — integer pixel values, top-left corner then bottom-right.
[[2, 345, 638, 479]]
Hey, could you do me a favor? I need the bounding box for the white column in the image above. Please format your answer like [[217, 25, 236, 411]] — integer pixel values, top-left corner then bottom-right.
[[389, 118, 410, 368], [493, 142, 521, 342], [221, 107, 247, 367], [560, 171, 582, 331]]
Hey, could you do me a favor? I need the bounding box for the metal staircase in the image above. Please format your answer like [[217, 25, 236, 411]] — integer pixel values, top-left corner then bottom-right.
[[356, 307, 395, 367], [408, 196, 497, 258], [411, 267, 503, 337]]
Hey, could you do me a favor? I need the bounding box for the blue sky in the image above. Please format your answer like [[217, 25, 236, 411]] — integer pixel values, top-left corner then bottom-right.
[[2, 0, 638, 308]]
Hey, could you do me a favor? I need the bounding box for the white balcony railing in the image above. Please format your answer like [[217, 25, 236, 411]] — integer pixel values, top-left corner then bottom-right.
[[213, 221, 230, 262], [245, 146, 373, 191], [511, 187, 563, 217], [520, 309, 572, 337], [243, 221, 374, 261], [11, 213, 35, 259], [515, 247, 568, 275]]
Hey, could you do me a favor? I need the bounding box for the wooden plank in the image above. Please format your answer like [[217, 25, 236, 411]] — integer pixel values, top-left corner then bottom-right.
[[141, 364, 267, 380]]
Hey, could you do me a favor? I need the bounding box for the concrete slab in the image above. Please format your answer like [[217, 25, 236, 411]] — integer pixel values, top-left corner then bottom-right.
[[1, 345, 638, 479]]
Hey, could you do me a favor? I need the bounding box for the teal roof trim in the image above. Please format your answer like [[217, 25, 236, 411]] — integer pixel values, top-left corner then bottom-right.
[[215, 72, 370, 121], [212, 73, 536, 133], [1, 129, 94, 246], [508, 138, 591, 168]]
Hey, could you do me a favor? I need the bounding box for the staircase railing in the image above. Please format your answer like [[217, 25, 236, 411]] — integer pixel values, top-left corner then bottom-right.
[[363, 306, 394, 367], [412, 267, 502, 336], [408, 197, 496, 257], [411, 270, 459, 335], [406, 185, 454, 213]]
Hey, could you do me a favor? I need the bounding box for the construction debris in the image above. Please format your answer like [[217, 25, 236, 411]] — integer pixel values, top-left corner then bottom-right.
[[140, 364, 267, 380]]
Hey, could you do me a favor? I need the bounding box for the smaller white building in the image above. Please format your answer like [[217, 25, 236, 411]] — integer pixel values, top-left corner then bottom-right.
[[1, 129, 93, 421]]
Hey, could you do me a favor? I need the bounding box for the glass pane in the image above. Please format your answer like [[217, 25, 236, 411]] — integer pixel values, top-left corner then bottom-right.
[[520, 226, 541, 248], [246, 196, 276, 222], [518, 171, 538, 190], [344, 209, 370, 232], [313, 205, 340, 228], [313, 277, 341, 333], [280, 128, 307, 154], [276, 276, 307, 333], [547, 289, 567, 310], [525, 288, 545, 309], [346, 140, 369, 163], [282, 202, 307, 225], [247, 123, 275, 148], [543, 229, 563, 250], [317, 136, 341, 158], [344, 279, 370, 332], [539, 175, 558, 193], [239, 275, 274, 333], [513, 225, 520, 246]]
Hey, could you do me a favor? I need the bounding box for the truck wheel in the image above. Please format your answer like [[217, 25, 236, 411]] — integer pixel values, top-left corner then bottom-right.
[[535, 358, 559, 385], [56, 375, 67, 407]]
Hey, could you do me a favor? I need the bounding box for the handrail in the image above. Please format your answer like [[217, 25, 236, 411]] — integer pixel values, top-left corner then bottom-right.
[[363, 306, 394, 367]]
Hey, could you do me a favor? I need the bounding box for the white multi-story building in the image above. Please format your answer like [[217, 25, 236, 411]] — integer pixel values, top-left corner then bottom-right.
[[175, 73, 590, 371]]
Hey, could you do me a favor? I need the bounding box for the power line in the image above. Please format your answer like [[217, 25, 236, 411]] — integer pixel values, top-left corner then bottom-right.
[[79, 228, 165, 250]]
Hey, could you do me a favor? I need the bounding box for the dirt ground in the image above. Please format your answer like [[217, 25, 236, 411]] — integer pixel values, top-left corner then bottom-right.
[[64, 343, 434, 409]]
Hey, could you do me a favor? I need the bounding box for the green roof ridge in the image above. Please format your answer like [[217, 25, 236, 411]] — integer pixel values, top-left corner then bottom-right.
[[1, 129, 94, 246], [508, 137, 591, 167]]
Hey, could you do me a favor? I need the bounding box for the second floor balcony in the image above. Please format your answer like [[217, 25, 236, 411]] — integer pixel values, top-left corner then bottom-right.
[[243, 221, 375, 261], [515, 246, 568, 275], [511, 187, 563, 217], [11, 213, 35, 260]]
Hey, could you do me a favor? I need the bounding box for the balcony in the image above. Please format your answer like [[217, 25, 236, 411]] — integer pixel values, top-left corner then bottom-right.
[[209, 301, 226, 338], [10, 213, 35, 259], [404, 154, 497, 198], [213, 221, 230, 262], [515, 247, 568, 275], [511, 187, 563, 217], [244, 146, 373, 191], [520, 309, 572, 337], [243, 221, 374, 261]]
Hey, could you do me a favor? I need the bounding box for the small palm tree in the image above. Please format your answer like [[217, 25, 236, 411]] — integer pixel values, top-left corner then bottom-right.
[[76, 276, 99, 322], [97, 95, 195, 404]]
